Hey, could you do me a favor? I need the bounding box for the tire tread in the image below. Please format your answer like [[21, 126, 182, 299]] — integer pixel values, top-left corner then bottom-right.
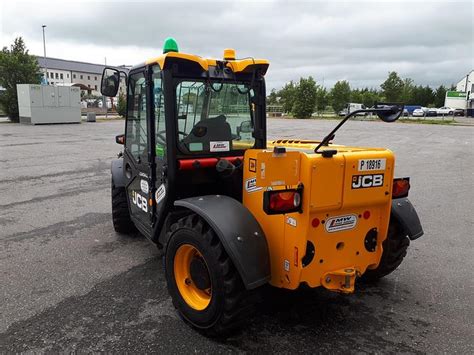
[[111, 181, 136, 234], [166, 214, 259, 337], [362, 221, 410, 281]]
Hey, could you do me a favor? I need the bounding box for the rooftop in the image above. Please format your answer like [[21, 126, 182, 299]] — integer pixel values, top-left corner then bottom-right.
[[36, 56, 129, 74]]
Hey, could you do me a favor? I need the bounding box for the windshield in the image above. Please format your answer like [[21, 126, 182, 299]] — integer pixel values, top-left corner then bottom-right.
[[176, 80, 255, 154]]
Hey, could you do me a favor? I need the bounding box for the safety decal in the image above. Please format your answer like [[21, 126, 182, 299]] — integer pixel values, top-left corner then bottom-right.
[[286, 216, 297, 227], [325, 214, 357, 233], [358, 158, 386, 172], [249, 158, 257, 172], [352, 174, 384, 189], [140, 179, 149, 194], [210, 141, 230, 152], [245, 178, 262, 193], [260, 162, 266, 179], [155, 184, 166, 204], [284, 259, 290, 272]]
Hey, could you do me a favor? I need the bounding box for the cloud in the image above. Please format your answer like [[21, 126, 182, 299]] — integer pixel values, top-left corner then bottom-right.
[[1, 0, 472, 90]]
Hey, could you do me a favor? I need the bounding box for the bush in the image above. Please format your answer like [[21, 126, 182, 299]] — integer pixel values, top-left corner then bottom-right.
[[117, 93, 127, 117]]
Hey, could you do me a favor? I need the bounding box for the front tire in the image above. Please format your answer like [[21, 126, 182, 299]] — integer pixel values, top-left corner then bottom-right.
[[361, 220, 410, 281], [111, 180, 136, 234], [164, 214, 259, 336]]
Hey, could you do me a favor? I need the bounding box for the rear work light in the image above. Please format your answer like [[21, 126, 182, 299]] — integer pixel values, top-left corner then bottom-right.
[[263, 187, 303, 215], [392, 177, 410, 198]]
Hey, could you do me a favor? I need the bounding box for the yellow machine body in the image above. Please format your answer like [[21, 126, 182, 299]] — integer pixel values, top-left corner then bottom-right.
[[243, 140, 395, 292]]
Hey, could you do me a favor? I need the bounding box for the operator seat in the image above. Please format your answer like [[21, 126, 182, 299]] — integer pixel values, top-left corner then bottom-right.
[[182, 115, 233, 152]]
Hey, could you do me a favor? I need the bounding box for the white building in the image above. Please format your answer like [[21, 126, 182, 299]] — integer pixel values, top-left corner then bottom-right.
[[455, 70, 474, 94], [36, 56, 128, 97], [445, 70, 474, 117]]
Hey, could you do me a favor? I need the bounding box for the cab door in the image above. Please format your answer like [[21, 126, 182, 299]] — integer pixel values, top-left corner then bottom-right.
[[123, 70, 152, 232]]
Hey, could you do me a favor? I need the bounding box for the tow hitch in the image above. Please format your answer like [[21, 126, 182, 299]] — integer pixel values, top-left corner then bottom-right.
[[322, 268, 357, 293]]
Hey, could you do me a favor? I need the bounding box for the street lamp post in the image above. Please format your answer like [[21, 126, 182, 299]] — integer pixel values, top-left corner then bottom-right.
[[42, 25, 48, 85]]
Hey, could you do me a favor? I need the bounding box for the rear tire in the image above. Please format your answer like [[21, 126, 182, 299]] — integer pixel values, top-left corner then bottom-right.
[[164, 214, 259, 336], [361, 220, 410, 281], [111, 180, 136, 234]]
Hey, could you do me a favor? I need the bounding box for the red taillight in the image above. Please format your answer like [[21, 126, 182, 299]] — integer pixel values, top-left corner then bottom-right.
[[392, 178, 410, 198], [269, 191, 299, 210], [264, 189, 303, 215]]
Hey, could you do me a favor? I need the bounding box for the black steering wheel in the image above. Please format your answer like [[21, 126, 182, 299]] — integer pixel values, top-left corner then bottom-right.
[[156, 130, 188, 145]]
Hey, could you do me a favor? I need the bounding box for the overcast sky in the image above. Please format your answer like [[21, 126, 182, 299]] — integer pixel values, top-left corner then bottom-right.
[[1, 0, 472, 90]]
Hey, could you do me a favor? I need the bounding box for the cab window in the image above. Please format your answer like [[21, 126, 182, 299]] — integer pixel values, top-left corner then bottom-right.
[[125, 72, 147, 162], [175, 81, 255, 154], [152, 66, 166, 159]]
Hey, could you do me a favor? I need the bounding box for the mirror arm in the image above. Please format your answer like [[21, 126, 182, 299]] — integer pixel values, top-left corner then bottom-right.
[[314, 105, 403, 153]]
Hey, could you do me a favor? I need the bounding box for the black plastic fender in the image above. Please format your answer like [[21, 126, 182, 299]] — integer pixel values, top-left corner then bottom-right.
[[111, 158, 125, 188], [174, 195, 270, 290], [391, 198, 424, 240]]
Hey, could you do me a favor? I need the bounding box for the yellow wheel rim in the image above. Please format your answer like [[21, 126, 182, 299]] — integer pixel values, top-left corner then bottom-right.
[[174, 244, 212, 310]]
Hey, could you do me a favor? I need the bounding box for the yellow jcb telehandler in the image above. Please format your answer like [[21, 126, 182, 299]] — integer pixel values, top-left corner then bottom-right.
[[101, 38, 423, 335]]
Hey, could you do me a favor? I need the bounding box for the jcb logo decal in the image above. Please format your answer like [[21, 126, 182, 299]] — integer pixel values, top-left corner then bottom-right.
[[352, 174, 384, 189], [132, 191, 148, 212]]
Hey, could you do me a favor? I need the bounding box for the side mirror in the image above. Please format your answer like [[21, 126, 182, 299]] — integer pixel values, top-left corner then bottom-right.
[[116, 134, 125, 145], [101, 68, 120, 97], [375, 103, 404, 122]]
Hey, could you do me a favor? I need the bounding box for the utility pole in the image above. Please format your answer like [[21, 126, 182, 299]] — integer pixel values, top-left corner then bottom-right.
[[42, 25, 48, 85], [104, 57, 108, 119]]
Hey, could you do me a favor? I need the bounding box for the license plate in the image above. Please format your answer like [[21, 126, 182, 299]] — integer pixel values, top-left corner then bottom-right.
[[358, 158, 386, 171]]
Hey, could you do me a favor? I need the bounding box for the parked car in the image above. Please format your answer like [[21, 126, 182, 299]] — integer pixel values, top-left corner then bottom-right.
[[454, 108, 465, 116], [426, 108, 438, 117], [412, 108, 425, 117], [403, 108, 409, 117], [437, 107, 454, 116], [338, 109, 347, 116], [339, 103, 367, 116]]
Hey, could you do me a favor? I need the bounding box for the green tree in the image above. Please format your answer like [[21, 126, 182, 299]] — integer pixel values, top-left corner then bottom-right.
[[291, 76, 317, 119], [315, 86, 329, 113], [0, 37, 41, 121], [421, 86, 435, 107], [350, 88, 363, 104], [267, 89, 278, 106], [400, 78, 414, 104], [360, 88, 381, 108], [117, 93, 127, 117], [380, 71, 404, 102], [434, 85, 446, 107], [330, 80, 351, 112], [278, 81, 296, 113]]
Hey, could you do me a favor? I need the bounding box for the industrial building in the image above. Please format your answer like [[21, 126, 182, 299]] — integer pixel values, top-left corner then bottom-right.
[[36, 56, 128, 96], [446, 70, 474, 116]]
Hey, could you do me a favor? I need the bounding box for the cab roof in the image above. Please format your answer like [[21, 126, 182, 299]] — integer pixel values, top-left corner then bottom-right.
[[131, 51, 269, 75]]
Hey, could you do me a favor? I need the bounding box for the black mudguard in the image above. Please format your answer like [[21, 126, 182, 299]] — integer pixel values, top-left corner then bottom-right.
[[174, 195, 270, 290], [111, 158, 125, 188], [391, 198, 424, 240]]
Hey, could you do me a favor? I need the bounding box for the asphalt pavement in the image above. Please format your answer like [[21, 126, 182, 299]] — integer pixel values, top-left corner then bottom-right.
[[0, 118, 473, 353]]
